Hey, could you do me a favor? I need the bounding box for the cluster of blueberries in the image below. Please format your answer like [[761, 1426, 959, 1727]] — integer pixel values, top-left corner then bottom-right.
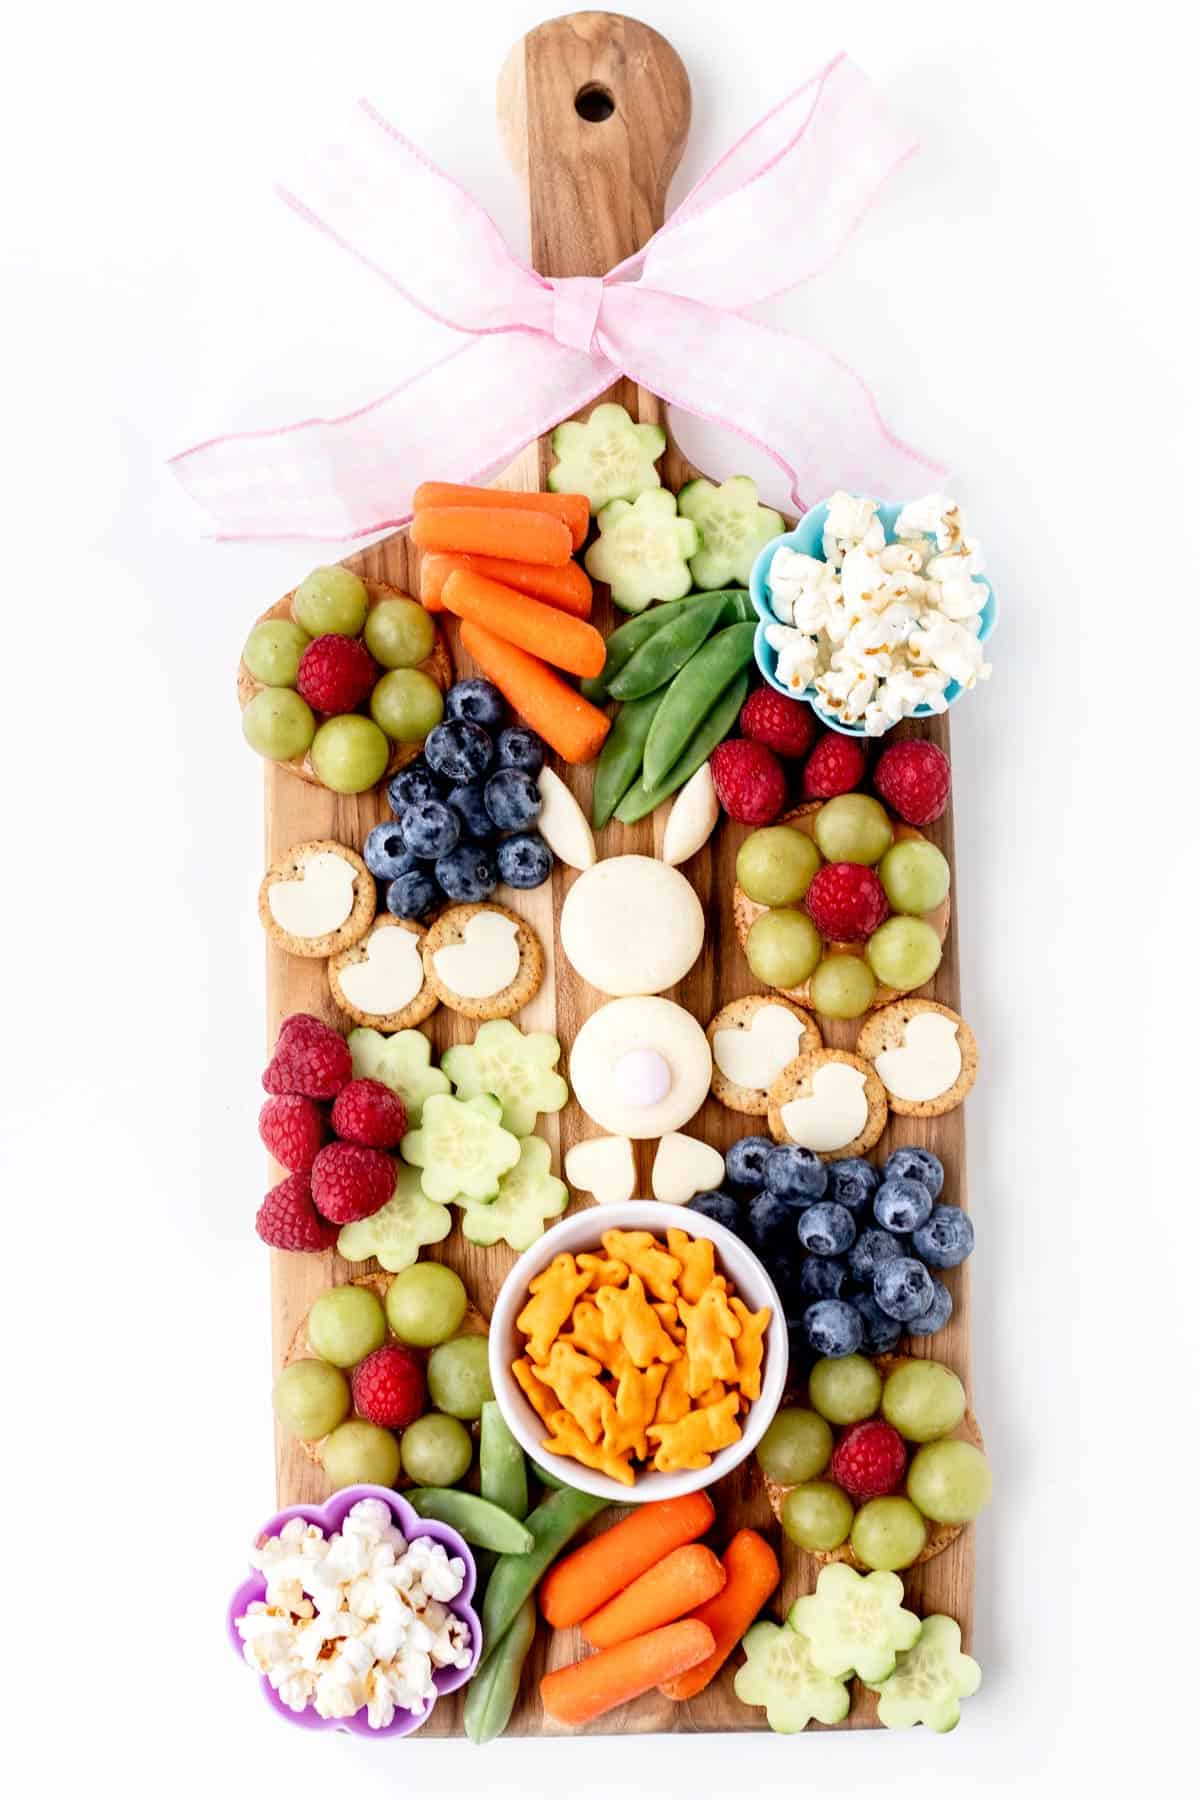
[[687, 1140, 974, 1364], [363, 679, 553, 917]]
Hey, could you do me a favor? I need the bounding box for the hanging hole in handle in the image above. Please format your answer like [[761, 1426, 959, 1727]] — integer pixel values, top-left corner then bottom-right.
[[575, 84, 615, 123]]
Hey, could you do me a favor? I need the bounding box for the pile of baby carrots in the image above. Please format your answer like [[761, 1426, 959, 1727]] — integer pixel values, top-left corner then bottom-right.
[[411, 482, 611, 765], [536, 1492, 779, 1727]]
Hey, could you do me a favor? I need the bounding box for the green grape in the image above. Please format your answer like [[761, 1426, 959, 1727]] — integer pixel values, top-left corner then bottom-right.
[[851, 1497, 928, 1571], [746, 909, 822, 987], [879, 840, 950, 915], [427, 1334, 494, 1420], [813, 794, 893, 865], [736, 827, 821, 907], [307, 1286, 387, 1368], [321, 1419, 402, 1490], [881, 1361, 965, 1443], [755, 1407, 833, 1484], [907, 1440, 992, 1523], [866, 917, 943, 990], [809, 954, 877, 1020], [808, 1353, 882, 1425], [400, 1413, 473, 1487], [365, 598, 435, 669], [242, 688, 316, 761], [310, 715, 391, 792], [243, 619, 310, 687], [370, 669, 445, 743], [293, 565, 369, 637], [272, 1359, 349, 1440], [780, 1481, 854, 1552], [385, 1263, 468, 1348]]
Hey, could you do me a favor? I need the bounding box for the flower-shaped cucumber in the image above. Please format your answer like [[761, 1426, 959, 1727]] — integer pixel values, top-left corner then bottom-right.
[[788, 1566, 921, 1684], [456, 1136, 569, 1252], [866, 1614, 981, 1732], [733, 1620, 851, 1733], [441, 1020, 568, 1138], [336, 1163, 452, 1271], [348, 1027, 450, 1123], [585, 490, 701, 613], [402, 1093, 521, 1203], [677, 476, 785, 590], [548, 402, 665, 513]]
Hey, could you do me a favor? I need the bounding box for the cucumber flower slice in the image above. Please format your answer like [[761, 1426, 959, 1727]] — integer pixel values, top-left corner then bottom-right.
[[548, 401, 665, 513], [401, 1093, 522, 1203], [457, 1136, 569, 1252], [336, 1163, 452, 1271], [677, 475, 785, 589], [347, 1027, 451, 1124], [788, 1565, 921, 1684], [442, 1020, 568, 1138], [867, 1614, 981, 1732], [733, 1621, 851, 1733], [585, 490, 701, 613]]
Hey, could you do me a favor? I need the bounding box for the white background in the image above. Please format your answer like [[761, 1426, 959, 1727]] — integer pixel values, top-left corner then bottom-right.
[[2, 0, 1194, 1792]]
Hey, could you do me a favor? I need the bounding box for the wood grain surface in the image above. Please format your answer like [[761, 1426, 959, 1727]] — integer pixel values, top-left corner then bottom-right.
[[261, 10, 974, 1737]]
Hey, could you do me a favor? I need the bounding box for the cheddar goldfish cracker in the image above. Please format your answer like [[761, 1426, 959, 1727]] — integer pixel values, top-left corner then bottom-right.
[[543, 1408, 635, 1487], [606, 1361, 669, 1462], [516, 1252, 592, 1362], [565, 1298, 627, 1369], [577, 1252, 628, 1291], [648, 1391, 742, 1473], [513, 1356, 558, 1425], [666, 1227, 719, 1305], [729, 1295, 770, 1402], [538, 1340, 614, 1444], [600, 1229, 681, 1303], [653, 1357, 693, 1427], [679, 1286, 740, 1395], [597, 1273, 682, 1369]]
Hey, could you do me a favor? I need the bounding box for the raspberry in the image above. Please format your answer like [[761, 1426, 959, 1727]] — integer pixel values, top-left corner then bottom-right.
[[351, 1344, 426, 1430], [801, 732, 867, 798], [331, 1078, 408, 1149], [873, 740, 951, 825], [295, 634, 379, 714], [709, 739, 787, 825], [738, 687, 818, 759], [310, 1141, 395, 1223], [263, 1015, 352, 1100], [258, 1094, 326, 1172], [804, 863, 890, 941], [830, 1419, 908, 1502], [255, 1171, 339, 1253]]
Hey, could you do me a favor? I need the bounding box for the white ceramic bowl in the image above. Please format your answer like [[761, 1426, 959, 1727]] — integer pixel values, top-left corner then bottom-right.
[[489, 1201, 787, 1504]]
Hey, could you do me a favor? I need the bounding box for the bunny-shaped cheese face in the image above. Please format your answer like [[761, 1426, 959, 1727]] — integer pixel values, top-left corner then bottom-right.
[[559, 855, 704, 996]]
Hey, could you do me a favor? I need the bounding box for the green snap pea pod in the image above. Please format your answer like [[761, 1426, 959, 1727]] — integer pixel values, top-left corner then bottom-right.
[[614, 670, 750, 824], [529, 1459, 567, 1491], [403, 1488, 534, 1555], [463, 1594, 536, 1744], [642, 621, 757, 787], [580, 597, 693, 701], [725, 588, 757, 622], [608, 591, 733, 700], [480, 1400, 528, 1521], [478, 1486, 609, 1662], [591, 689, 665, 829]]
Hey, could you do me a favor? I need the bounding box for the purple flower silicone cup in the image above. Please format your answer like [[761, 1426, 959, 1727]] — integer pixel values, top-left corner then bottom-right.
[[227, 1483, 481, 1738]]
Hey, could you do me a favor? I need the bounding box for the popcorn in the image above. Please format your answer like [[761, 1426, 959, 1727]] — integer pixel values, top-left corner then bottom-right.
[[822, 490, 886, 563], [908, 614, 992, 688], [764, 623, 821, 692]]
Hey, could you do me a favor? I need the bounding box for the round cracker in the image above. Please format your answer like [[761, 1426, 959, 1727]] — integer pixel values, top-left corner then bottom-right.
[[706, 994, 822, 1116], [258, 839, 375, 959], [857, 998, 978, 1117], [766, 1047, 888, 1160], [328, 914, 438, 1030], [422, 902, 544, 1020]]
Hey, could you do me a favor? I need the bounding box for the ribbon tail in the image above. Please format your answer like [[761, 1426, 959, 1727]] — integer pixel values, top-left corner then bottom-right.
[[170, 335, 612, 541]]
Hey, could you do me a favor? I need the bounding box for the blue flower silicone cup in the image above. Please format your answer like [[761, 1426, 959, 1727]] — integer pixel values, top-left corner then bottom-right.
[[748, 499, 998, 738]]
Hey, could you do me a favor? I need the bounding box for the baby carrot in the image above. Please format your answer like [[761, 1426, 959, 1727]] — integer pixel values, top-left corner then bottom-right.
[[581, 1543, 726, 1650], [459, 621, 611, 765], [657, 1528, 781, 1702], [414, 482, 589, 550], [540, 1490, 715, 1630], [419, 552, 593, 618], [410, 505, 572, 566], [540, 1620, 715, 1727], [443, 570, 606, 679]]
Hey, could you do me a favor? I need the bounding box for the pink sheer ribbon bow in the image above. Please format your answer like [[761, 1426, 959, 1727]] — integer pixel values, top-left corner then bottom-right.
[[171, 54, 943, 540]]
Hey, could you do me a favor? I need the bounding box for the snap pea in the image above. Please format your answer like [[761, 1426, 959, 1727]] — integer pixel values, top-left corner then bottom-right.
[[529, 1459, 567, 1491], [480, 1401, 527, 1521], [580, 597, 692, 701], [591, 688, 664, 829], [478, 1486, 608, 1662], [608, 591, 732, 700], [463, 1594, 536, 1745], [402, 1488, 534, 1555], [642, 621, 757, 787], [614, 670, 750, 824]]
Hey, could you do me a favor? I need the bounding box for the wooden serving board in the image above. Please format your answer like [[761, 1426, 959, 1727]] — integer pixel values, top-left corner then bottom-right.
[[263, 11, 974, 1736]]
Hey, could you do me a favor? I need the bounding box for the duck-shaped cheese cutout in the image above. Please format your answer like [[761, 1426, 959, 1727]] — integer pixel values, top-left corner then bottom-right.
[[767, 1049, 888, 1161], [337, 922, 425, 1015], [857, 1000, 978, 1117], [431, 909, 520, 1000], [258, 838, 375, 959]]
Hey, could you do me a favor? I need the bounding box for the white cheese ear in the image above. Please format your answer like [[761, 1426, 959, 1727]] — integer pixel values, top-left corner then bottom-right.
[[661, 763, 719, 866], [536, 766, 596, 869], [564, 1136, 636, 1205], [650, 1132, 726, 1206]]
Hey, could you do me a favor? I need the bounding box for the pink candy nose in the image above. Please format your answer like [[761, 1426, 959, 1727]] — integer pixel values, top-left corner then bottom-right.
[[613, 1048, 671, 1108]]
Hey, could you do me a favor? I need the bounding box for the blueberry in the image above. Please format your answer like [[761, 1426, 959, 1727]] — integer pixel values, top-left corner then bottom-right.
[[387, 759, 443, 815], [796, 1201, 856, 1257], [385, 868, 441, 920], [725, 1136, 775, 1191], [425, 719, 494, 783], [847, 1227, 905, 1285], [446, 780, 497, 844], [687, 1191, 742, 1233], [827, 1157, 880, 1214], [764, 1144, 828, 1207], [873, 1177, 934, 1235], [804, 1298, 864, 1359], [850, 1290, 903, 1353], [798, 1256, 848, 1302], [485, 767, 542, 832], [496, 726, 545, 777], [766, 1247, 802, 1296], [399, 798, 461, 861], [908, 1278, 953, 1336], [912, 1204, 975, 1269], [883, 1146, 944, 1200], [496, 832, 552, 889], [444, 678, 505, 730], [873, 1256, 936, 1322], [435, 842, 498, 904], [363, 821, 418, 883], [747, 1192, 796, 1261], [785, 1315, 812, 1372]]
